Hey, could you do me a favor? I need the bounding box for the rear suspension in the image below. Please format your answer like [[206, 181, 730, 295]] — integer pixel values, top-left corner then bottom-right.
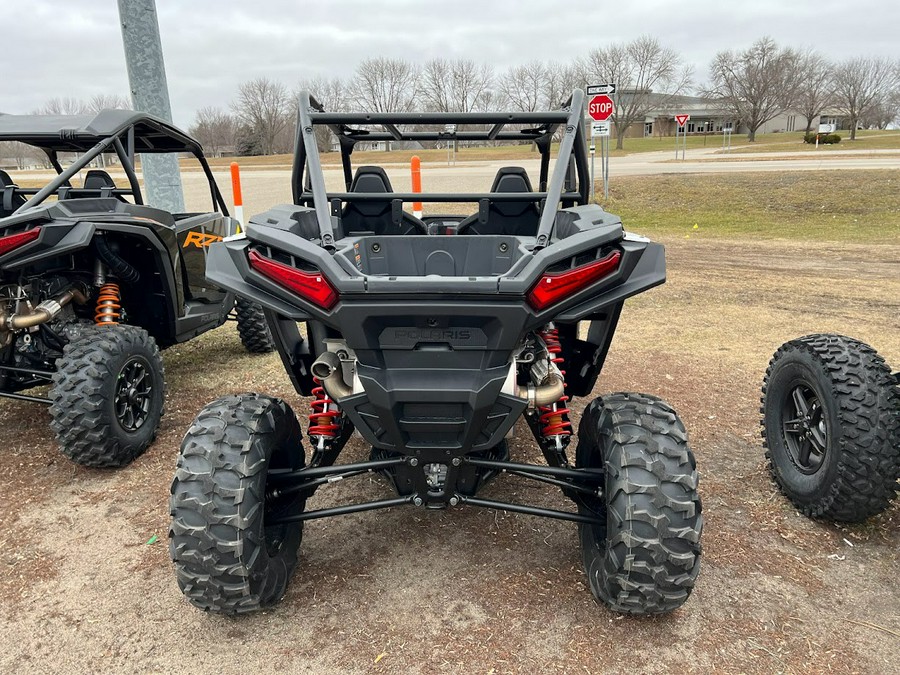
[[308, 376, 342, 451]]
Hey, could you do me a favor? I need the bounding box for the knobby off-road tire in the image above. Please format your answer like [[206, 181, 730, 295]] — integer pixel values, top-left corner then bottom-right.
[[761, 334, 900, 522], [235, 298, 275, 353], [170, 393, 307, 614], [575, 393, 703, 615], [49, 325, 165, 468]]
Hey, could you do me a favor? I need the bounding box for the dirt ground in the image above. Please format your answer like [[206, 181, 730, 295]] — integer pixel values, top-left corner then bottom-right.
[[0, 234, 898, 674]]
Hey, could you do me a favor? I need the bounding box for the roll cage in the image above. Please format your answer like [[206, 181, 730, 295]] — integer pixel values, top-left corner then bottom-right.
[[0, 110, 229, 216], [291, 89, 589, 250]]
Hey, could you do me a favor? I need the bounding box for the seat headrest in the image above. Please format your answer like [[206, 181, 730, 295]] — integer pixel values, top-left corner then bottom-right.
[[491, 166, 533, 193], [83, 170, 116, 190], [347, 166, 393, 218], [0, 169, 14, 188], [490, 166, 535, 218], [350, 166, 393, 194]]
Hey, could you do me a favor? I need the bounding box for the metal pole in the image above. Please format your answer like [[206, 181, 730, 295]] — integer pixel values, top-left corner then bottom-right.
[[589, 134, 595, 201], [118, 0, 185, 213]]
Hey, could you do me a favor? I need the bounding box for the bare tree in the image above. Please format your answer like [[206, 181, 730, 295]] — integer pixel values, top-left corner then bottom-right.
[[795, 49, 833, 134], [831, 56, 899, 140], [231, 77, 291, 155], [421, 59, 493, 112], [190, 107, 236, 156], [296, 76, 348, 152], [583, 35, 690, 149], [543, 62, 583, 109], [36, 97, 90, 115], [704, 37, 799, 142], [352, 57, 419, 112], [498, 61, 548, 112], [88, 94, 132, 112]]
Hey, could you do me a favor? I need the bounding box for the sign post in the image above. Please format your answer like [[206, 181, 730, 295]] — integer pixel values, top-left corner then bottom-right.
[[674, 114, 690, 160], [722, 126, 732, 152], [587, 84, 615, 201]]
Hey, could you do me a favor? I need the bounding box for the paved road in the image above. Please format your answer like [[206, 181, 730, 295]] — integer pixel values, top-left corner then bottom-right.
[[13, 147, 900, 218], [211, 148, 899, 217]]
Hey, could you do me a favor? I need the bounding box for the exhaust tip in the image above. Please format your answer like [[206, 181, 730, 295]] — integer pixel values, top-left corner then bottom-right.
[[311, 351, 341, 380], [311, 361, 333, 379]]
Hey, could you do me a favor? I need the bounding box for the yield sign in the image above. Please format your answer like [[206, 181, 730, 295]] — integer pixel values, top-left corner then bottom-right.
[[588, 95, 614, 121], [675, 114, 690, 127]]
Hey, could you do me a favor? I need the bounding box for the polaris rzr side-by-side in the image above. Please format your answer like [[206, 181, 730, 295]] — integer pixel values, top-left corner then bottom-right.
[[169, 90, 703, 615], [0, 111, 274, 467]]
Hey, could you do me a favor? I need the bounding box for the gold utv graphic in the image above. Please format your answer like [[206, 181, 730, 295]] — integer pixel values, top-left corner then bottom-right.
[[182, 231, 223, 249]]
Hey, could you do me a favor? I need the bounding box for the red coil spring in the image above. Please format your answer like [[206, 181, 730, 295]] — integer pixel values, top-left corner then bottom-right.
[[309, 377, 340, 438], [538, 327, 572, 438], [94, 283, 121, 325]]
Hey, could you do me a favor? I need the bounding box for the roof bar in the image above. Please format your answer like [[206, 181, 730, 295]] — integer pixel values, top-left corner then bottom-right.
[[310, 111, 569, 125], [306, 191, 584, 203]]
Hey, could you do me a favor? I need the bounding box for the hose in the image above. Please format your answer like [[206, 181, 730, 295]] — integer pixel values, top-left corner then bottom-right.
[[94, 236, 139, 284]]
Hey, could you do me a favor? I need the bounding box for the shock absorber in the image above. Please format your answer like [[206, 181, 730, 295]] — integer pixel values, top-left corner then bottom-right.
[[537, 324, 572, 442], [94, 283, 122, 326], [308, 377, 341, 450]]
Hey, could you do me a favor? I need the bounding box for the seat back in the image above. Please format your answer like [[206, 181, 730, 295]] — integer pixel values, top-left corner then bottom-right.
[[0, 169, 27, 218], [83, 169, 118, 198], [340, 166, 424, 236], [457, 166, 540, 236]]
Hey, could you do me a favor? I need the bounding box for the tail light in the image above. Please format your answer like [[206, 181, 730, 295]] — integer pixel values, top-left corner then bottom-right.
[[248, 249, 338, 310], [527, 250, 621, 311], [0, 227, 41, 256]]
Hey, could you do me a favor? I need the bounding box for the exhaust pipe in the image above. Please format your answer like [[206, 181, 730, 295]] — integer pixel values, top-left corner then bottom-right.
[[311, 351, 353, 400], [517, 374, 565, 408], [1, 288, 89, 331]]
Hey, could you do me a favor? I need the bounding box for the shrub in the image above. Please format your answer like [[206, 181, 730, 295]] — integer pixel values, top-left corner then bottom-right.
[[803, 133, 842, 144]]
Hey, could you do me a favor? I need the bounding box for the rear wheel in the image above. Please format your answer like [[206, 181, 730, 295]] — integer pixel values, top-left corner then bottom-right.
[[575, 393, 703, 614], [49, 325, 165, 468], [235, 298, 275, 353], [169, 393, 306, 613], [761, 334, 900, 521]]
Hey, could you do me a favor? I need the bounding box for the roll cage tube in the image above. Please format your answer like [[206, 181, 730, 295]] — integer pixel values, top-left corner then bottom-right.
[[12, 127, 228, 216], [291, 89, 590, 252]]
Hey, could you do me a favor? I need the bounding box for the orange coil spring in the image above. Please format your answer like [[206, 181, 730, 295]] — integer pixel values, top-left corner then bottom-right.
[[538, 327, 572, 438], [94, 283, 122, 325], [309, 377, 341, 438]]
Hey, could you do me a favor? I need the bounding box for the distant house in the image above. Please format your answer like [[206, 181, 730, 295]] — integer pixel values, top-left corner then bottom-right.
[[592, 91, 854, 138]]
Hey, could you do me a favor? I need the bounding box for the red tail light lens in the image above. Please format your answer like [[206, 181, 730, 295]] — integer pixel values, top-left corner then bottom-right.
[[527, 250, 621, 311], [0, 227, 41, 256], [248, 249, 338, 310]]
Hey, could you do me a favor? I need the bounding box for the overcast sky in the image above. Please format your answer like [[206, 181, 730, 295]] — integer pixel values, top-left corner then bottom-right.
[[4, 0, 897, 127]]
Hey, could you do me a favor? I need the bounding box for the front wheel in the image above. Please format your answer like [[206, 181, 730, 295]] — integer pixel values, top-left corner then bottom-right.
[[49, 325, 166, 467], [575, 393, 703, 615], [761, 334, 900, 522], [169, 393, 307, 614], [235, 298, 275, 353]]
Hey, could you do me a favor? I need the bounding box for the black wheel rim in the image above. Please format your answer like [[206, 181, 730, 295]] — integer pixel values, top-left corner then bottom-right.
[[781, 384, 828, 475], [114, 357, 153, 432]]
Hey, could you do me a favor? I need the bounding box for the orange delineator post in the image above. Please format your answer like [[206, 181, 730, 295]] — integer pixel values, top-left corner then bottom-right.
[[230, 161, 244, 232], [410, 155, 422, 218]]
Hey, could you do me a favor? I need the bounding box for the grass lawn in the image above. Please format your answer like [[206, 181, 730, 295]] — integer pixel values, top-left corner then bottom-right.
[[602, 170, 900, 243], [725, 129, 900, 154]]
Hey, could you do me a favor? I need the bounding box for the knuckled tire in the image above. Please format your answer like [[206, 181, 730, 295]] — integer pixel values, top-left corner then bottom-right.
[[170, 393, 307, 613], [575, 393, 703, 614], [761, 334, 900, 522], [235, 298, 275, 353], [49, 325, 166, 468]]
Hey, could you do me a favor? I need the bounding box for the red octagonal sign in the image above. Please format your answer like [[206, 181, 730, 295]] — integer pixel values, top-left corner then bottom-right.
[[588, 94, 614, 121]]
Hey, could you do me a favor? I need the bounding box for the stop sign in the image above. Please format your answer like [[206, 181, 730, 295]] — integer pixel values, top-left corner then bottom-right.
[[588, 94, 614, 121]]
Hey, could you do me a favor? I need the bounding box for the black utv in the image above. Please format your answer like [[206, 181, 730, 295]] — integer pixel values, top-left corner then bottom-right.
[[0, 110, 273, 467], [169, 90, 703, 615]]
